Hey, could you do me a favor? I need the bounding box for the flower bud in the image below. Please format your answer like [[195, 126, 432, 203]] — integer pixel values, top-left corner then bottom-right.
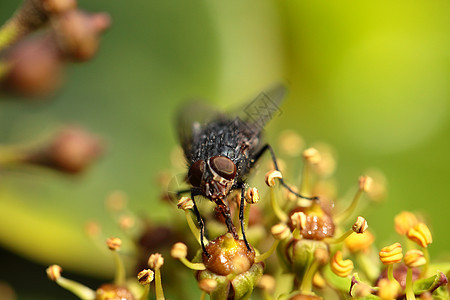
[[1, 35, 64, 97], [265, 170, 282, 187], [302, 147, 321, 164], [198, 278, 217, 293], [25, 127, 103, 174], [345, 230, 374, 253], [106, 237, 122, 251], [52, 10, 111, 61], [148, 253, 164, 270], [377, 278, 400, 300], [358, 176, 373, 192], [42, 0, 77, 14], [407, 222, 432, 248], [278, 130, 304, 157], [95, 284, 134, 300], [330, 251, 354, 277], [394, 211, 418, 235], [170, 242, 188, 259], [271, 223, 291, 240], [379, 243, 403, 265], [46, 264, 62, 281]]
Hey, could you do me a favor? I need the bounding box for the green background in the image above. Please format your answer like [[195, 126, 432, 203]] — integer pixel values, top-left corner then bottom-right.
[[0, 0, 448, 299]]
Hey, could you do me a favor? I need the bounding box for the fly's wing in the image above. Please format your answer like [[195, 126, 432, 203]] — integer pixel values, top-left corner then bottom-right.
[[231, 83, 288, 135], [175, 100, 226, 161]]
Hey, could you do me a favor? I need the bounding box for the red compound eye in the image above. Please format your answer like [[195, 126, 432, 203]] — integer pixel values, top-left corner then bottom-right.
[[209, 156, 236, 181], [188, 160, 205, 187]]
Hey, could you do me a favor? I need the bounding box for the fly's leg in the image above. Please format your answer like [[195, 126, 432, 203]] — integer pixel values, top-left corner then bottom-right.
[[253, 144, 319, 201], [217, 203, 238, 240], [191, 190, 210, 257], [238, 184, 252, 252]]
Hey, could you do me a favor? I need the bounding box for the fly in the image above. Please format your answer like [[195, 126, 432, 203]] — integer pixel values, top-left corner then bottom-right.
[[175, 84, 318, 256]]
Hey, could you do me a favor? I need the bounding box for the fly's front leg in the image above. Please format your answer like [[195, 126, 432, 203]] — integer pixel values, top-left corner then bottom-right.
[[253, 144, 319, 201], [190, 190, 209, 257], [237, 183, 252, 252]]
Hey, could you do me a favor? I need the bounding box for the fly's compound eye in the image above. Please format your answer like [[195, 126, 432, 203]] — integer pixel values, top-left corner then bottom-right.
[[188, 160, 205, 187], [209, 156, 237, 181]]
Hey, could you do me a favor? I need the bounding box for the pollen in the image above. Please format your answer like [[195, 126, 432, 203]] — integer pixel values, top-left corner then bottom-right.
[[379, 242, 403, 265]]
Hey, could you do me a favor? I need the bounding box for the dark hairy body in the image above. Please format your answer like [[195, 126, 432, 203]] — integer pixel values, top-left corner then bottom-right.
[[176, 84, 318, 255]]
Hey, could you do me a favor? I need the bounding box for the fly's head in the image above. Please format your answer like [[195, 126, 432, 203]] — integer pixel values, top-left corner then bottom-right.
[[188, 156, 237, 201]]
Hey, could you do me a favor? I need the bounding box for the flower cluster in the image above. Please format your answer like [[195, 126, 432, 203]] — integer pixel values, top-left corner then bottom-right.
[[0, 0, 110, 97], [46, 130, 449, 299]]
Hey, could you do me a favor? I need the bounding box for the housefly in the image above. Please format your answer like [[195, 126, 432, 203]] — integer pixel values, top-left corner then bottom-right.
[[175, 84, 318, 255]]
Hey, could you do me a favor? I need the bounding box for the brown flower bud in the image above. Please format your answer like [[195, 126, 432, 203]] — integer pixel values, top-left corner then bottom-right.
[[170, 242, 188, 259], [302, 147, 321, 164], [46, 264, 62, 281], [1, 35, 64, 97], [148, 253, 164, 270], [52, 10, 111, 61], [198, 278, 217, 293], [42, 0, 77, 14], [25, 127, 103, 174], [106, 237, 122, 251]]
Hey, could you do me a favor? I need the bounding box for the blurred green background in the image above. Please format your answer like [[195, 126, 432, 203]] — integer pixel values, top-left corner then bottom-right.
[[0, 0, 448, 299]]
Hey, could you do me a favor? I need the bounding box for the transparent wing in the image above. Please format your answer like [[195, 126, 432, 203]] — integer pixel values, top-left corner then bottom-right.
[[232, 83, 288, 131], [175, 100, 226, 160]]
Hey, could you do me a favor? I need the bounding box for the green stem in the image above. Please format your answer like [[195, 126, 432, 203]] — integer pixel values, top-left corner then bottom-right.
[[405, 268, 415, 300], [335, 189, 363, 224], [139, 285, 150, 300], [185, 210, 208, 246], [179, 257, 206, 271], [199, 291, 207, 300], [0, 19, 21, 51], [387, 264, 395, 282], [325, 230, 353, 244], [56, 277, 96, 300], [155, 268, 165, 300], [255, 240, 280, 263], [421, 247, 429, 277], [270, 187, 288, 222], [299, 161, 311, 197], [112, 250, 125, 285], [300, 258, 319, 294]]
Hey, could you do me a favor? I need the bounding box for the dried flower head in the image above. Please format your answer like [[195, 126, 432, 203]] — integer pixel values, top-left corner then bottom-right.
[[137, 269, 154, 285], [271, 223, 291, 240], [177, 196, 194, 210], [245, 187, 260, 204], [106, 237, 122, 251], [352, 216, 368, 234], [265, 170, 283, 187], [170, 242, 188, 259], [46, 264, 62, 281]]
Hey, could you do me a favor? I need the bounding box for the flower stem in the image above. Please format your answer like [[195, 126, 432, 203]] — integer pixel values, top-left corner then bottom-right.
[[112, 250, 125, 285], [405, 267, 415, 300], [300, 259, 319, 294], [179, 257, 206, 271], [154, 268, 165, 300], [255, 240, 280, 263], [387, 264, 395, 282], [421, 247, 429, 277], [270, 187, 288, 222], [185, 210, 207, 246], [55, 277, 96, 300], [335, 189, 363, 223], [325, 230, 353, 244]]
